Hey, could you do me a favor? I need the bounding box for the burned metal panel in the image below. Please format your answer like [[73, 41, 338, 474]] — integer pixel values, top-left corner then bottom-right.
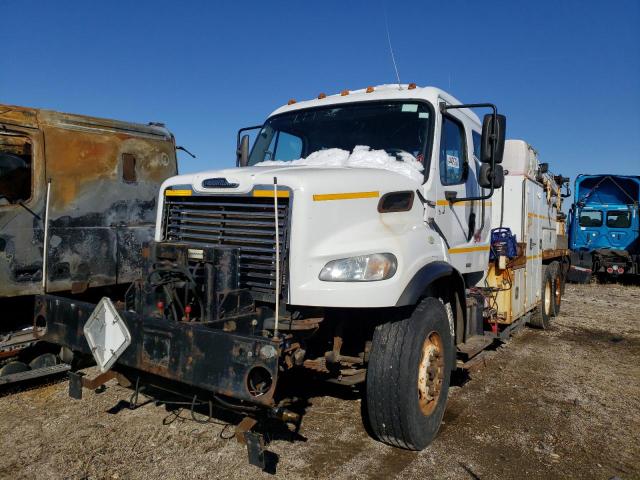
[[0, 105, 39, 129], [38, 294, 279, 406], [0, 103, 177, 301], [0, 121, 47, 298]]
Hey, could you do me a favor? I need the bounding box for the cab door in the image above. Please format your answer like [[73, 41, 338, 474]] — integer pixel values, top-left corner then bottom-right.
[[0, 126, 46, 297], [433, 111, 474, 272]]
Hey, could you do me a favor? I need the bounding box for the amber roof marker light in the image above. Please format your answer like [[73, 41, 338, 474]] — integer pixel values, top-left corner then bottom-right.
[[408, 83, 417, 90], [340, 90, 350, 96], [366, 86, 375, 93], [287, 99, 297, 105], [317, 93, 327, 99]]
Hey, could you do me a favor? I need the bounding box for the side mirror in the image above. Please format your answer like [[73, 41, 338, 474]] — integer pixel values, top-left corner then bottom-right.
[[480, 114, 506, 164], [236, 134, 250, 167], [479, 163, 504, 189]]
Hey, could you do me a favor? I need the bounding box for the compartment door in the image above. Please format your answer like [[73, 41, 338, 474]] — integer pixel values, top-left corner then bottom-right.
[[525, 179, 542, 310]]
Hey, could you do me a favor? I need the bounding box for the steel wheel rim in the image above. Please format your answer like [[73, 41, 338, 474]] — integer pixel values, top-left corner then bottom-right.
[[554, 275, 562, 306], [544, 279, 552, 315], [417, 331, 444, 416]]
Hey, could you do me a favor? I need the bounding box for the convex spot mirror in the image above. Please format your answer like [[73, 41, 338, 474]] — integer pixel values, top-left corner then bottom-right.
[[480, 114, 506, 164], [479, 163, 504, 189], [237, 134, 250, 167]]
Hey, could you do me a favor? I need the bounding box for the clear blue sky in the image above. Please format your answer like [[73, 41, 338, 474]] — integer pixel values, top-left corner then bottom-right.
[[1, 0, 638, 185]]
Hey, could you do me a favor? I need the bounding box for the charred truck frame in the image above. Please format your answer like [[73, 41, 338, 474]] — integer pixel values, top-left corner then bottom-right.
[[0, 105, 177, 383], [36, 85, 568, 467]]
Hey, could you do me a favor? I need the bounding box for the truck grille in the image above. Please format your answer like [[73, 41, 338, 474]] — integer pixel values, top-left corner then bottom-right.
[[162, 195, 290, 300]]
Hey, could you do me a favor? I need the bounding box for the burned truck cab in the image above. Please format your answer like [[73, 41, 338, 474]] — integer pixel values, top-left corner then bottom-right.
[[1, 104, 177, 380]]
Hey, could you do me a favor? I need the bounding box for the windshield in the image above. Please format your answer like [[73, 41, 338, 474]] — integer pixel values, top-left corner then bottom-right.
[[248, 101, 432, 168], [578, 210, 603, 227], [606, 210, 631, 228]]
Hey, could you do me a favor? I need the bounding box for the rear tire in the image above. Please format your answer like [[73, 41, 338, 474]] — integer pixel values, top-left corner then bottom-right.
[[365, 297, 452, 450], [529, 266, 554, 329], [548, 261, 562, 316]]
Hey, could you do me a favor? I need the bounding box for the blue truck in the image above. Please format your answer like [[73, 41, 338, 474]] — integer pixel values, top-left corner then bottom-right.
[[568, 174, 640, 282]]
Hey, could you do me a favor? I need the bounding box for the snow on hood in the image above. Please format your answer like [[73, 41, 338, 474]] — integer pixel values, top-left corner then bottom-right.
[[255, 146, 424, 183]]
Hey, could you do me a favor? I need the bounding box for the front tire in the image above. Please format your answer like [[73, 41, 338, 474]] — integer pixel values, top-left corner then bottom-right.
[[365, 297, 452, 450]]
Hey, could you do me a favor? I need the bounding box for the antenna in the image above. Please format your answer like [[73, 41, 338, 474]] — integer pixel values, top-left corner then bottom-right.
[[384, 8, 402, 89]]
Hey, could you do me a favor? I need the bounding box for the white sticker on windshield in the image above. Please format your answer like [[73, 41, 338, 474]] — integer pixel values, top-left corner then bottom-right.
[[446, 154, 459, 168], [401, 104, 418, 112], [418, 112, 429, 118]]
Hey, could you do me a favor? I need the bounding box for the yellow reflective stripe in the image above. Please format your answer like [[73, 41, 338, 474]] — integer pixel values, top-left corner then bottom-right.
[[313, 191, 380, 201], [436, 200, 493, 206], [252, 190, 290, 198], [448, 245, 490, 254], [526, 254, 543, 260], [165, 189, 192, 196], [527, 213, 550, 220]]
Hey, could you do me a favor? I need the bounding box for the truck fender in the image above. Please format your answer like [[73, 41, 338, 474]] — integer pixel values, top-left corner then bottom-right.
[[395, 261, 467, 357]]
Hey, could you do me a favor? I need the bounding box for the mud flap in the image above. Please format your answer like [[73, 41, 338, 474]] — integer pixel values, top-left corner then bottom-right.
[[69, 371, 84, 400], [244, 431, 266, 469]]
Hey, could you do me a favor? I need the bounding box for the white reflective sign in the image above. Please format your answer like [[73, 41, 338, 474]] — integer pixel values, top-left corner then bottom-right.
[[83, 297, 131, 372]]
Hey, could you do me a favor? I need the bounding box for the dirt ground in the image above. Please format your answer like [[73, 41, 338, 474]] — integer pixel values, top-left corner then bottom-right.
[[0, 283, 638, 480]]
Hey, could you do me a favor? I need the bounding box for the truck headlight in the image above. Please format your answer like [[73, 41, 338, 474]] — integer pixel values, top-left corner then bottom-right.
[[319, 253, 397, 282]]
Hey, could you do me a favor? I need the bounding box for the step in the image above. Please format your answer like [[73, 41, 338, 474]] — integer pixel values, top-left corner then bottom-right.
[[0, 363, 71, 385], [457, 335, 494, 361]]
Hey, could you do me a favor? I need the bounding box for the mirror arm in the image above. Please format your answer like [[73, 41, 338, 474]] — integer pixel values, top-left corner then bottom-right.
[[176, 145, 196, 159], [236, 125, 263, 148], [446, 186, 495, 204], [441, 102, 499, 203]]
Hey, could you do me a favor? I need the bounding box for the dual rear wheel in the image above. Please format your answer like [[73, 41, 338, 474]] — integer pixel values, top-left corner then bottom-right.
[[529, 261, 563, 329]]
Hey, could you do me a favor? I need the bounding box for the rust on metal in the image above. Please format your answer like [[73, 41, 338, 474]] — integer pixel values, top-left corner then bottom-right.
[[0, 103, 177, 348], [235, 416, 258, 444], [79, 369, 131, 390], [0, 103, 177, 299]]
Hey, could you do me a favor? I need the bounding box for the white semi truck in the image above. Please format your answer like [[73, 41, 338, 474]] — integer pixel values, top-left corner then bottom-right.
[[37, 84, 569, 467]]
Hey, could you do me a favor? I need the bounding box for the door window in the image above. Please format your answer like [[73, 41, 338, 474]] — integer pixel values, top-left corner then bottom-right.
[[439, 116, 467, 185], [0, 134, 32, 205]]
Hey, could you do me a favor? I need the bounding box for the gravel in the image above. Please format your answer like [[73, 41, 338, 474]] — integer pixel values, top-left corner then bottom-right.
[[0, 283, 638, 479]]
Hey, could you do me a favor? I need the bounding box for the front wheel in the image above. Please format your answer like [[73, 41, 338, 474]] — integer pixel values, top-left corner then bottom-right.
[[365, 297, 453, 450]]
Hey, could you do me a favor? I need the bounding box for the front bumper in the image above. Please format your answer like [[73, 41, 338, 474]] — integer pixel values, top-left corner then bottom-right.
[[36, 295, 280, 406]]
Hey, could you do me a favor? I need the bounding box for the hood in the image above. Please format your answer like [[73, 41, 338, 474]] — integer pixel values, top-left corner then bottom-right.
[[160, 164, 423, 197]]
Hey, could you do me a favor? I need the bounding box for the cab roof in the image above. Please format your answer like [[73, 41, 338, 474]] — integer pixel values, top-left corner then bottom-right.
[[269, 84, 481, 125], [0, 103, 172, 139]]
